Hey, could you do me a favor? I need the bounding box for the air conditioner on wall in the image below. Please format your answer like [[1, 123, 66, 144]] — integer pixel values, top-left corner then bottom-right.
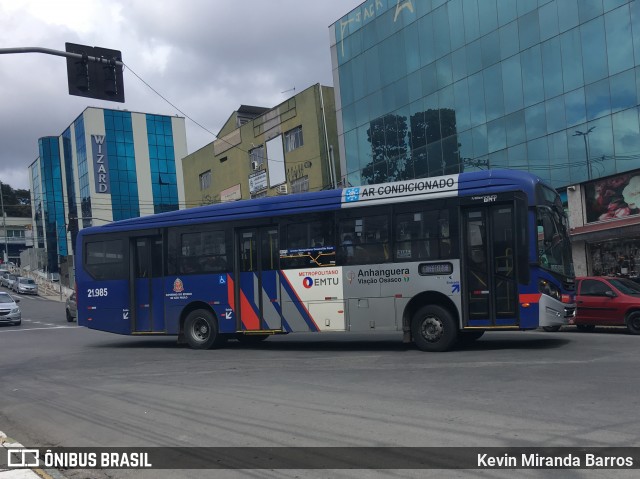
[[251, 161, 259, 171], [276, 184, 288, 195]]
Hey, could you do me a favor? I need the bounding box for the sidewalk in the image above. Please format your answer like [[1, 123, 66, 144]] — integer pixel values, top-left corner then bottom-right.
[[0, 431, 60, 479], [14, 268, 72, 303]]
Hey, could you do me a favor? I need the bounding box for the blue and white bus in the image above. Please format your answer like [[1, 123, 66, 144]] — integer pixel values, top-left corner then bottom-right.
[[76, 169, 575, 352]]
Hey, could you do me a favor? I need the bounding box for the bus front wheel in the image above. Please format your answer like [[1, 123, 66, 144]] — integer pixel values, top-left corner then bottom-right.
[[184, 309, 224, 349], [411, 305, 458, 352]]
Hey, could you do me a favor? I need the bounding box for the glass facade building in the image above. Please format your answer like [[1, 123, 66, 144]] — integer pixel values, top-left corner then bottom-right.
[[330, 0, 640, 189], [29, 107, 187, 276]]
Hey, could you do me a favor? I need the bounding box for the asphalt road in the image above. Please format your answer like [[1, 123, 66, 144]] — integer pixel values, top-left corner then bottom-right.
[[1, 287, 639, 479]]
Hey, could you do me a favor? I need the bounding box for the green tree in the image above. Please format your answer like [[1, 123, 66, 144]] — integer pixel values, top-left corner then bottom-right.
[[0, 183, 31, 218]]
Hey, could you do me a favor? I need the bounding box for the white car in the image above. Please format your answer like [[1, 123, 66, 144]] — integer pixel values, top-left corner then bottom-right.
[[4, 274, 17, 290], [66, 292, 77, 322], [14, 277, 38, 295], [0, 292, 21, 326]]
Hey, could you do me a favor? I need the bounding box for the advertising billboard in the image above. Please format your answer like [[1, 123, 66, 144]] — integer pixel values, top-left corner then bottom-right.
[[584, 170, 640, 223]]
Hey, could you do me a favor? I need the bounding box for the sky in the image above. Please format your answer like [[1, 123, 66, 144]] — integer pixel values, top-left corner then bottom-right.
[[0, 0, 363, 191]]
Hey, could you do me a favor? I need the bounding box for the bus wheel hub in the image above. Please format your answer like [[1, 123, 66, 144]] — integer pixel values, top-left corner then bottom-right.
[[194, 320, 209, 338], [421, 316, 443, 342]]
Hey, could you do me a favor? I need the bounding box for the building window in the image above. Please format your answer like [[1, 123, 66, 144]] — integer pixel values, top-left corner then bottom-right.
[[291, 175, 309, 193], [249, 145, 265, 170], [7, 230, 26, 238], [285, 126, 304, 152], [199, 170, 212, 190]]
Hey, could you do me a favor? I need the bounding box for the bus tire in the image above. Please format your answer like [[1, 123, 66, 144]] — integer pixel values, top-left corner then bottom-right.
[[625, 311, 640, 335], [184, 309, 223, 350], [411, 305, 458, 352]]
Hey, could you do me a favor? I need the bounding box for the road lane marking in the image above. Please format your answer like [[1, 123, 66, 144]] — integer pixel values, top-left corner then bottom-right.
[[0, 326, 81, 333]]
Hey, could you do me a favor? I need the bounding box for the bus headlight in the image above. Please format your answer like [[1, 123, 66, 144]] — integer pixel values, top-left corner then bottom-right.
[[539, 279, 561, 301]]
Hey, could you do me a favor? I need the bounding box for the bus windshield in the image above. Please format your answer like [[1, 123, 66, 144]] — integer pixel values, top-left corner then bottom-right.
[[537, 206, 573, 278]]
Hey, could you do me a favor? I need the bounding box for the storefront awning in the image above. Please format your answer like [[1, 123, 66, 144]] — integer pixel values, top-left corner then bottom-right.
[[570, 216, 640, 243]]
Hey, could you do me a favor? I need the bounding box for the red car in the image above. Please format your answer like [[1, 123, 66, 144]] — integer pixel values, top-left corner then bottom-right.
[[572, 276, 640, 334]]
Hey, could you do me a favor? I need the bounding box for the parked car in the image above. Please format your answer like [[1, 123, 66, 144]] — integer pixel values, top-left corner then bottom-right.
[[0, 292, 21, 326], [4, 274, 17, 291], [0, 272, 8, 287], [14, 277, 38, 295], [572, 276, 640, 334], [66, 292, 77, 322]]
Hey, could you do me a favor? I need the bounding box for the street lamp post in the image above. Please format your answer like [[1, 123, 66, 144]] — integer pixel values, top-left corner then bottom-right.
[[574, 127, 596, 180], [0, 181, 8, 264]]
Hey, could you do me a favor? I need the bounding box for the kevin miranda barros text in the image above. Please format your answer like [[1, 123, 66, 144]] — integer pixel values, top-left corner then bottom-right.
[[478, 453, 634, 468]]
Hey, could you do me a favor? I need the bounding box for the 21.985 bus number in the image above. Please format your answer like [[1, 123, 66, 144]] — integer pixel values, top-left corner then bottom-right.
[[87, 288, 108, 298]]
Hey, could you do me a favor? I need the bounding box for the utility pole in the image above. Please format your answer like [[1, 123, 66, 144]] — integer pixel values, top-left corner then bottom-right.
[[574, 127, 596, 180], [0, 181, 8, 263]]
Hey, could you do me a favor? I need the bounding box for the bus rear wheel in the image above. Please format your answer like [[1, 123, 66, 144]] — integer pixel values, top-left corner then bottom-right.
[[411, 305, 457, 352], [184, 309, 224, 349]]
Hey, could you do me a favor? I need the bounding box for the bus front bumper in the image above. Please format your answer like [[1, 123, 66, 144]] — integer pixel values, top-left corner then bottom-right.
[[539, 295, 575, 328]]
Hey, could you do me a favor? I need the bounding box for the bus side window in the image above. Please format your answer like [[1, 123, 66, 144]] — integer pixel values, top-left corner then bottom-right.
[[338, 214, 389, 265], [281, 214, 335, 269], [85, 239, 126, 280], [394, 209, 450, 261], [178, 229, 228, 274]]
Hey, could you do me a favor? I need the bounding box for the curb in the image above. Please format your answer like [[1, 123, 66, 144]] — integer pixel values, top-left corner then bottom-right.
[[0, 431, 65, 479]]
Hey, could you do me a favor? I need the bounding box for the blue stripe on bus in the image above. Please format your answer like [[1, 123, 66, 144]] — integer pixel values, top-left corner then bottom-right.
[[279, 272, 320, 332]]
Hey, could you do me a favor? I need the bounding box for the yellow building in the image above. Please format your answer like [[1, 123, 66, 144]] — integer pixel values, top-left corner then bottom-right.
[[183, 84, 340, 206]]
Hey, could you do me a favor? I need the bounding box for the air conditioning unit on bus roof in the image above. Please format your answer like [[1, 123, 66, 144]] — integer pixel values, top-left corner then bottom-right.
[[276, 184, 288, 195]]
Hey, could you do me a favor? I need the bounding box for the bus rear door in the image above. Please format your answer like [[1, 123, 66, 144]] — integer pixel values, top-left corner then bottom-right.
[[462, 203, 518, 327], [131, 235, 165, 333], [236, 227, 282, 331]]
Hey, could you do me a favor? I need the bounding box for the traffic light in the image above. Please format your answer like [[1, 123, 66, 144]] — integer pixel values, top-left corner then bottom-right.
[[65, 43, 125, 103]]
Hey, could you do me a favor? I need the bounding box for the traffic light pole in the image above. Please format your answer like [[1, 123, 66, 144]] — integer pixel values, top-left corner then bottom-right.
[[0, 46, 123, 67], [1, 45, 125, 102]]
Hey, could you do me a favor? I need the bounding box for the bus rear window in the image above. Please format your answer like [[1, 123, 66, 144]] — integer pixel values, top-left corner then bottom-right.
[[85, 239, 126, 279]]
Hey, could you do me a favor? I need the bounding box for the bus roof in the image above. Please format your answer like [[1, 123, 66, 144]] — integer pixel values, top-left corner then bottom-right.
[[79, 169, 548, 236]]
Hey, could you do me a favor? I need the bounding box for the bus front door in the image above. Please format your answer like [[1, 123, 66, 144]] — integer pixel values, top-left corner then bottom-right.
[[462, 204, 518, 328], [236, 227, 282, 332], [132, 235, 164, 333]]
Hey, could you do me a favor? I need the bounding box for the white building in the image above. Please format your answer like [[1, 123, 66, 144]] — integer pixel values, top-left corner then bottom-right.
[[29, 107, 187, 279]]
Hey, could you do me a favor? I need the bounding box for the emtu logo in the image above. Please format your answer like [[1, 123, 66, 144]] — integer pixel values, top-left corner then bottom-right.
[[303, 277, 314, 289]]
